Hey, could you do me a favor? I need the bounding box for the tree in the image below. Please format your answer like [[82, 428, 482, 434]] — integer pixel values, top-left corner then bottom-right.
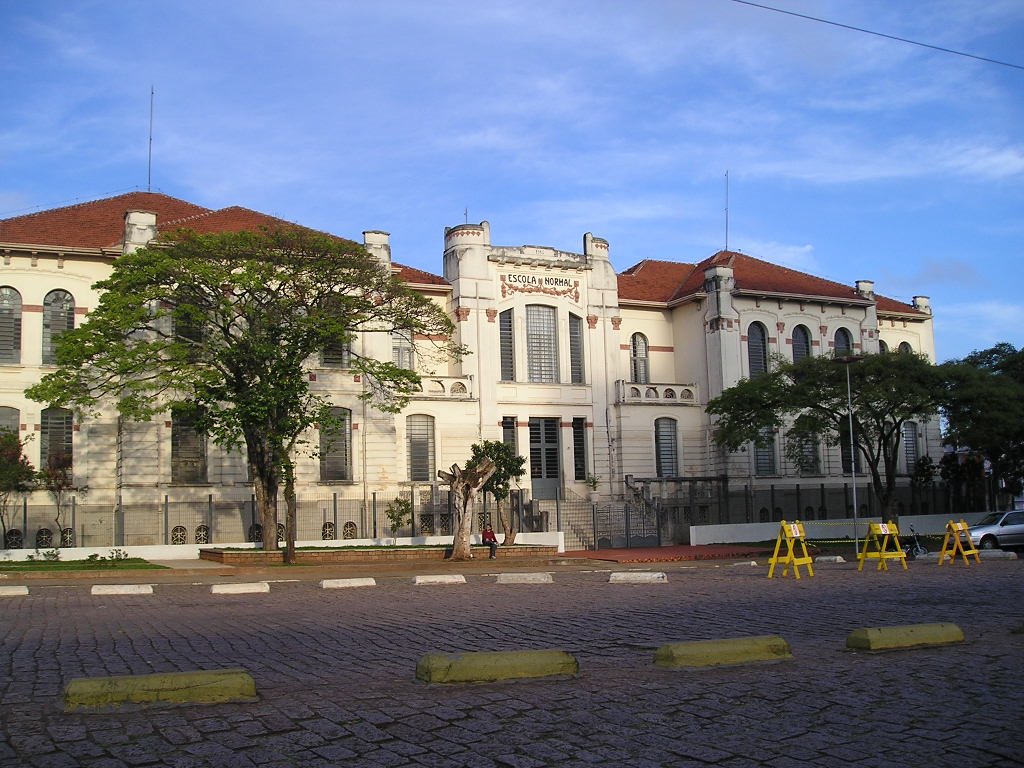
[[438, 459, 496, 560], [466, 440, 526, 546], [38, 451, 76, 547], [27, 227, 462, 555], [0, 429, 36, 548], [941, 343, 1024, 506], [706, 352, 946, 517]]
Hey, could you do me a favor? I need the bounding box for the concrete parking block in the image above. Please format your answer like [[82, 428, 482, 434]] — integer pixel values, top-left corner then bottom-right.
[[815, 556, 846, 564], [211, 582, 271, 594], [90, 584, 153, 595], [654, 635, 793, 668], [414, 574, 467, 585], [64, 668, 257, 711], [846, 623, 964, 651], [0, 586, 29, 596], [321, 577, 377, 589], [416, 649, 578, 683], [496, 572, 553, 584], [609, 571, 667, 583]]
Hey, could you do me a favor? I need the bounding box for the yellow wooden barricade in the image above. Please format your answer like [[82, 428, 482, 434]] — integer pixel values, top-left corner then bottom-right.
[[768, 520, 815, 579], [938, 519, 981, 567], [857, 521, 908, 572]]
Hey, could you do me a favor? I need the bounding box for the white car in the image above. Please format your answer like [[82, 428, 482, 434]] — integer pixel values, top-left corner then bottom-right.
[[969, 511, 1024, 550]]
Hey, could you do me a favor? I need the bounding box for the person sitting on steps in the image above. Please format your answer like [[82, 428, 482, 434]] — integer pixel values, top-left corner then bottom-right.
[[481, 524, 499, 559]]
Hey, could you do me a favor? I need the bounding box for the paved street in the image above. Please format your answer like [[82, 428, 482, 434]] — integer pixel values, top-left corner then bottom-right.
[[1, 558, 1022, 767]]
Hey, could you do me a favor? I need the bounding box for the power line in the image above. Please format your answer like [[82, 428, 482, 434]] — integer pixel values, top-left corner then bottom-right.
[[726, 0, 1024, 71]]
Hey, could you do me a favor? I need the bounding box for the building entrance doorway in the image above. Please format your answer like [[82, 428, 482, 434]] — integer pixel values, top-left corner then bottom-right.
[[529, 417, 560, 500]]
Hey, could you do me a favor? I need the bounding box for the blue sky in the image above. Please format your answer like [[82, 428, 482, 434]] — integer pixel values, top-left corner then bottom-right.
[[2, 0, 1022, 362]]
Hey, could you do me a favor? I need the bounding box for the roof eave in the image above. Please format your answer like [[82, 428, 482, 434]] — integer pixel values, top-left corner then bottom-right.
[[0, 242, 120, 258], [733, 288, 872, 307]]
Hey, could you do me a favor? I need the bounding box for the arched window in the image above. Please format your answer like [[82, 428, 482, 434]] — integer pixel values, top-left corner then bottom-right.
[[898, 342, 913, 354], [407, 414, 435, 482], [319, 407, 352, 481], [654, 417, 678, 478], [0, 287, 22, 364], [792, 325, 811, 362], [40, 407, 73, 472], [630, 333, 649, 384], [42, 290, 75, 365], [0, 406, 18, 434], [526, 305, 558, 383], [747, 322, 768, 378], [878, 340, 889, 354], [834, 327, 853, 355], [171, 407, 207, 483]]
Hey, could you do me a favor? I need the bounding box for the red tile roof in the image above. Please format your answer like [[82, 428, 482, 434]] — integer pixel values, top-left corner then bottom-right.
[[0, 192, 210, 249], [619, 250, 925, 316], [393, 263, 449, 287]]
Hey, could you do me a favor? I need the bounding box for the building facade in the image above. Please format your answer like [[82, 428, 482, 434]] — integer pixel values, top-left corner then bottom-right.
[[0, 193, 940, 548]]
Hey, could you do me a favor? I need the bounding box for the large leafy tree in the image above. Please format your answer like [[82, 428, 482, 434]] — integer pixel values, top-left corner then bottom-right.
[[467, 440, 527, 546], [941, 343, 1024, 504], [706, 352, 946, 517], [27, 227, 461, 555]]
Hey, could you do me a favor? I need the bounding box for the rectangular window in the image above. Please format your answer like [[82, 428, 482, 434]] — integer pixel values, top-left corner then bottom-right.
[[407, 414, 435, 482], [499, 309, 515, 381], [392, 330, 415, 371], [754, 429, 776, 476], [902, 422, 919, 471], [840, 421, 862, 474], [655, 417, 678, 478], [526, 305, 558, 383], [320, 407, 352, 481], [40, 407, 73, 472], [569, 314, 584, 384], [501, 416, 517, 449], [171, 408, 207, 483], [572, 417, 586, 481], [322, 341, 351, 367]]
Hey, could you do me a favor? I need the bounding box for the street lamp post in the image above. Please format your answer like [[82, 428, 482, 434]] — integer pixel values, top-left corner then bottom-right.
[[837, 355, 862, 554]]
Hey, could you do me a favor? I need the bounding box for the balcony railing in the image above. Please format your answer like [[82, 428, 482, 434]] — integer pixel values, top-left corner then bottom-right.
[[409, 376, 474, 400], [615, 380, 699, 405]]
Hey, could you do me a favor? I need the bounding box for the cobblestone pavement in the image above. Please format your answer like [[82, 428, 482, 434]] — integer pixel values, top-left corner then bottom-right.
[[1, 559, 1022, 767]]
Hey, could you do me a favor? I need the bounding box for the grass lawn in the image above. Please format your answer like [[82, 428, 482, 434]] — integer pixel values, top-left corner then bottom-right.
[[0, 558, 167, 572]]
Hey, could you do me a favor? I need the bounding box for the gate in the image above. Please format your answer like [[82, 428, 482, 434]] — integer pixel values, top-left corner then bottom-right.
[[595, 503, 660, 549]]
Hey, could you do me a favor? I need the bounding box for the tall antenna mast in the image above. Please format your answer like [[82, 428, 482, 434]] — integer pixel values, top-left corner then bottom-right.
[[464, 207, 469, 224], [147, 86, 154, 192], [724, 170, 729, 252]]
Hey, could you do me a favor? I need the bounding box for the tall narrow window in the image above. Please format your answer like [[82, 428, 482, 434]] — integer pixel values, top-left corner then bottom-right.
[[902, 422, 919, 471], [878, 340, 889, 354], [792, 325, 811, 362], [42, 290, 74, 365], [630, 333, 649, 384], [526, 305, 558, 383], [568, 314, 584, 384], [501, 416, 517, 449], [0, 287, 22, 364], [840, 420, 861, 474], [747, 322, 768, 378], [392, 330, 415, 371], [320, 407, 352, 481], [834, 328, 853, 355], [0, 406, 19, 434], [171, 407, 207, 483], [499, 309, 515, 381], [797, 436, 821, 474], [407, 414, 435, 482], [754, 429, 776, 476], [654, 417, 678, 478], [572, 417, 587, 481], [40, 407, 73, 472], [322, 340, 351, 367]]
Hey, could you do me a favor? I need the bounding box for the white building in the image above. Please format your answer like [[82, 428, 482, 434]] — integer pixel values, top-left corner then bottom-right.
[[0, 193, 939, 549]]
